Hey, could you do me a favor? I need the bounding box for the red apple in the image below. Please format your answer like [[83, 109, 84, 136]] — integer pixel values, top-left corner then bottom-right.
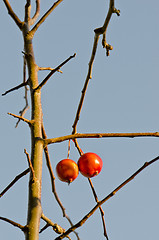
[[78, 152, 103, 178], [56, 159, 79, 183]]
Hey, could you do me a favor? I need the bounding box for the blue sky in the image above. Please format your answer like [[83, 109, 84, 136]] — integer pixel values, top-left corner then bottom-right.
[[0, 1, 159, 239]]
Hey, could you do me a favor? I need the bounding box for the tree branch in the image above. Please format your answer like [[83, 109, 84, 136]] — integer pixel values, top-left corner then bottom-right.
[[44, 131, 159, 146], [88, 178, 109, 240], [0, 216, 27, 232], [2, 0, 23, 30], [0, 168, 30, 198], [55, 155, 159, 239], [28, 0, 64, 38], [2, 81, 28, 96], [94, 0, 120, 56], [8, 112, 33, 126], [38, 67, 63, 73], [30, 0, 40, 25], [72, 34, 100, 134], [24, 149, 35, 181], [41, 213, 65, 235], [15, 57, 30, 128], [35, 53, 76, 91]]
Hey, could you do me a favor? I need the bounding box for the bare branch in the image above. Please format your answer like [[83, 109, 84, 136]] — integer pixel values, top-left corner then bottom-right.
[[24, 149, 35, 181], [0, 168, 30, 198], [88, 178, 109, 240], [55, 155, 159, 239], [8, 112, 33, 126], [0, 216, 27, 232], [38, 67, 63, 73], [2, 81, 28, 96], [94, 0, 120, 56], [2, 0, 23, 30], [44, 131, 159, 146], [30, 0, 40, 25], [35, 53, 76, 91], [16, 56, 30, 128], [72, 34, 99, 134], [41, 213, 65, 235], [29, 0, 64, 37]]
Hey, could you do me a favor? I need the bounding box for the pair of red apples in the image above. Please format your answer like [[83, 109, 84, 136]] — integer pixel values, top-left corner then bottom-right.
[[56, 152, 103, 183]]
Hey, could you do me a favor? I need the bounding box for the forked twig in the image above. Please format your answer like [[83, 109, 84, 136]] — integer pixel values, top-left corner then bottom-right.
[[0, 168, 30, 198], [54, 155, 159, 239], [29, 0, 64, 37]]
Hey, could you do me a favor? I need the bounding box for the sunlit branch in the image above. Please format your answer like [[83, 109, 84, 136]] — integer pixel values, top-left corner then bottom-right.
[[38, 67, 63, 73], [2, 0, 23, 30], [29, 0, 64, 37], [0, 216, 27, 232], [31, 0, 40, 25], [8, 112, 33, 126], [0, 168, 30, 198], [55, 155, 159, 239], [41, 213, 65, 235], [44, 132, 159, 146], [35, 53, 76, 91]]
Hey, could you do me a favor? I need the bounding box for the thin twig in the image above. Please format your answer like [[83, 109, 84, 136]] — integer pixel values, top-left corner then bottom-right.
[[24, 149, 35, 181], [38, 67, 63, 73], [94, 0, 120, 56], [28, 0, 64, 37], [72, 34, 100, 134], [55, 155, 159, 240], [30, 0, 40, 25], [16, 56, 30, 128], [2, 0, 23, 30], [35, 53, 76, 91], [41, 213, 65, 234], [2, 81, 28, 96], [0, 168, 30, 198], [8, 112, 32, 126], [0, 216, 28, 232], [44, 131, 159, 146], [88, 178, 109, 239]]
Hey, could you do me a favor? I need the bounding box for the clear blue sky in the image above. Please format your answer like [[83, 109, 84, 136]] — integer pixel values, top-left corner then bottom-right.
[[0, 1, 159, 239]]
